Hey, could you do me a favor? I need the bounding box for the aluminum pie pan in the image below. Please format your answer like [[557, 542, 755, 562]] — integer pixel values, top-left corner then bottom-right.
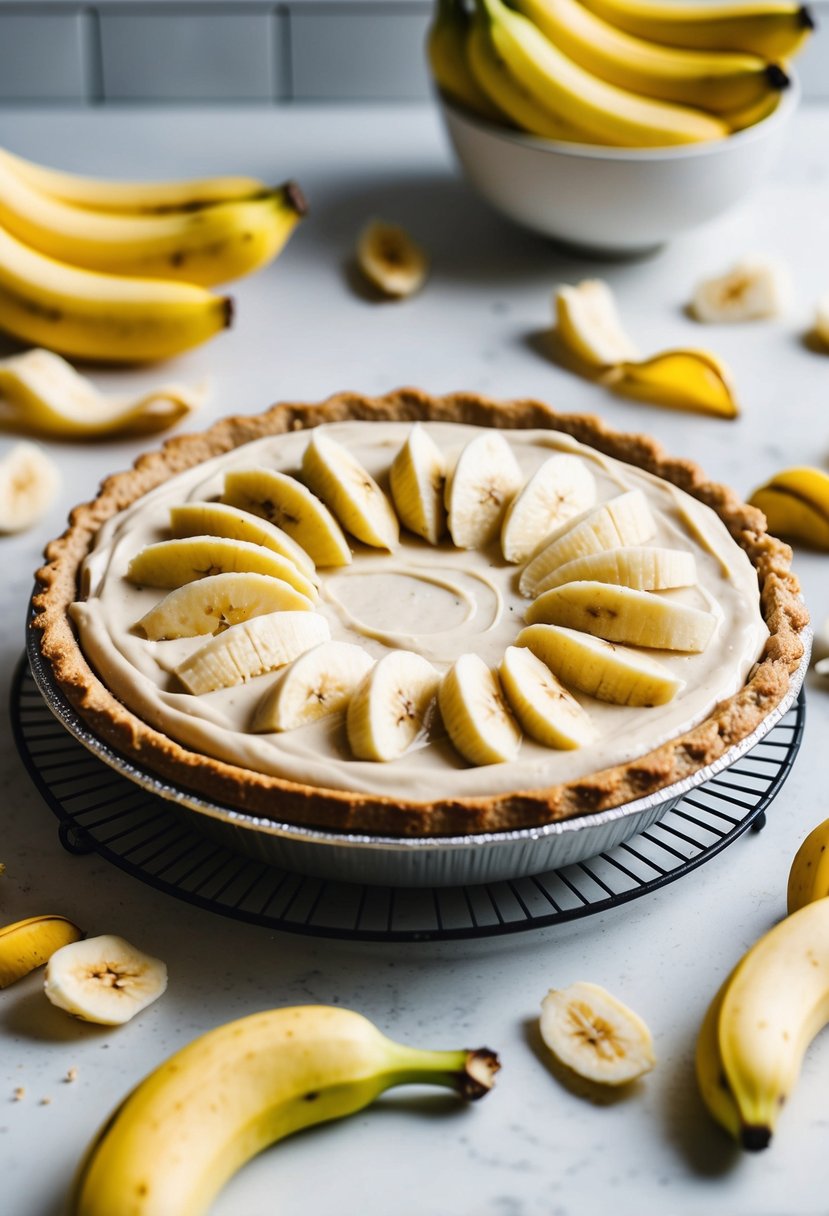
[[27, 618, 811, 888]]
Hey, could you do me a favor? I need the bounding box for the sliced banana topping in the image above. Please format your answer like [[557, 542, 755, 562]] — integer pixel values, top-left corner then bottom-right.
[[499, 645, 596, 751], [439, 652, 522, 766], [175, 610, 330, 695], [540, 982, 655, 1086], [520, 490, 656, 598], [501, 454, 596, 564], [170, 501, 315, 578], [554, 280, 640, 369], [539, 546, 697, 593], [691, 257, 791, 324], [127, 536, 318, 602], [347, 649, 440, 761], [389, 422, 447, 544], [222, 467, 352, 568], [0, 915, 83, 989], [0, 441, 60, 533], [517, 623, 684, 707], [253, 640, 374, 733], [526, 581, 717, 653], [445, 432, 523, 549], [302, 430, 399, 551], [356, 219, 428, 299], [136, 572, 314, 641], [44, 934, 167, 1026]]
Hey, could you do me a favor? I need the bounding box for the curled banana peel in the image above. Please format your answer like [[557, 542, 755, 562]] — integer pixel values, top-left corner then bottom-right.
[[554, 280, 739, 417], [603, 350, 739, 417], [748, 466, 829, 549], [696, 901, 829, 1149], [787, 819, 829, 913], [0, 914, 83, 988], [0, 349, 207, 439], [69, 1005, 500, 1216]]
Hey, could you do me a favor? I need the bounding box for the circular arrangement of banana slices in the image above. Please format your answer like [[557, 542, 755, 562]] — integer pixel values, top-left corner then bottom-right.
[[127, 426, 718, 769]]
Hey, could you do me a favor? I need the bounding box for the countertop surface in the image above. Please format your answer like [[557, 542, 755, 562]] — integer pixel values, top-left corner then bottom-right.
[[0, 103, 827, 1216]]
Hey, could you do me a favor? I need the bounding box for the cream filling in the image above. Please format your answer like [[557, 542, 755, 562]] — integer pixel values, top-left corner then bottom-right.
[[72, 421, 768, 804]]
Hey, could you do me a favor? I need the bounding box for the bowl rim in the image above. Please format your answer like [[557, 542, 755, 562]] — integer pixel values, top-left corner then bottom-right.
[[438, 71, 800, 163]]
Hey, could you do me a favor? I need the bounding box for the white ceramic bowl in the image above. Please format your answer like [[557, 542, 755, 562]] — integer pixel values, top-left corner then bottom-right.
[[438, 81, 799, 255]]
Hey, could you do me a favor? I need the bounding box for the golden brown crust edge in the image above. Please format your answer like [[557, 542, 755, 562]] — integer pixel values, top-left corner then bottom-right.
[[31, 388, 808, 837]]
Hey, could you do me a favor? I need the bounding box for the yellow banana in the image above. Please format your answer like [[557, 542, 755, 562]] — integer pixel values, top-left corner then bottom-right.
[[0, 914, 83, 988], [787, 819, 829, 913], [0, 146, 267, 215], [697, 900, 829, 1149], [467, 10, 601, 141], [513, 0, 790, 113], [727, 88, 785, 130], [579, 0, 815, 59], [748, 466, 829, 550], [427, 0, 502, 120], [694, 967, 744, 1143], [69, 1005, 499, 1216], [0, 223, 231, 363], [475, 0, 728, 147], [0, 158, 306, 286]]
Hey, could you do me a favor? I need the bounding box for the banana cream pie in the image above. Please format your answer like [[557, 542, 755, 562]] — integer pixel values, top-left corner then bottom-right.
[[33, 390, 807, 836]]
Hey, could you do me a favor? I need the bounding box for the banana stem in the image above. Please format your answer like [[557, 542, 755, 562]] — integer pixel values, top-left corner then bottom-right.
[[381, 1043, 501, 1100]]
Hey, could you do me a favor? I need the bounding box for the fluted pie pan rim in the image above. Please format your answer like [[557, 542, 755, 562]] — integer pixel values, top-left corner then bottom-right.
[[31, 389, 808, 838]]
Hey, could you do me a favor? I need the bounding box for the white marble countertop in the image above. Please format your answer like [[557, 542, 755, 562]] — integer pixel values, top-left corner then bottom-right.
[[0, 103, 828, 1216]]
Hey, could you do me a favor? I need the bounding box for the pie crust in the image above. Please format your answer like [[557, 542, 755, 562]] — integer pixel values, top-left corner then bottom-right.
[[32, 389, 808, 837]]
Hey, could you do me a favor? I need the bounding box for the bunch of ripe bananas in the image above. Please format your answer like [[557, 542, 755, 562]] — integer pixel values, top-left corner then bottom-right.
[[0, 147, 307, 363], [428, 0, 815, 147]]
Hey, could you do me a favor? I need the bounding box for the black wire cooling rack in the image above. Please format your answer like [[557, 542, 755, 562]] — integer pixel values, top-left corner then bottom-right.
[[11, 656, 805, 942]]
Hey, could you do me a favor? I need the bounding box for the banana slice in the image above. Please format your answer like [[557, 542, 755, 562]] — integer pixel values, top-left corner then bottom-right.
[[302, 430, 399, 551], [517, 623, 684, 707], [539, 546, 697, 593], [222, 467, 351, 568], [815, 296, 829, 349], [605, 349, 739, 418], [170, 502, 315, 578], [389, 423, 447, 544], [540, 982, 655, 1086], [520, 490, 656, 598], [691, 257, 791, 324], [749, 466, 829, 550], [0, 914, 83, 989], [44, 934, 167, 1026], [253, 640, 374, 732], [445, 432, 523, 549], [0, 348, 206, 438], [526, 581, 716, 653], [439, 652, 522, 766], [127, 536, 317, 602], [499, 645, 596, 750], [136, 572, 314, 641], [554, 280, 640, 369], [356, 219, 428, 299], [0, 441, 59, 533], [175, 610, 330, 695], [346, 649, 440, 761], [501, 454, 596, 564]]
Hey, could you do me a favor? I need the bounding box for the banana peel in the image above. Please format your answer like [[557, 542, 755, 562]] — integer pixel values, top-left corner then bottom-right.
[[552, 280, 739, 418], [0, 348, 207, 440], [0, 914, 83, 988], [603, 349, 739, 417], [748, 466, 829, 549]]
